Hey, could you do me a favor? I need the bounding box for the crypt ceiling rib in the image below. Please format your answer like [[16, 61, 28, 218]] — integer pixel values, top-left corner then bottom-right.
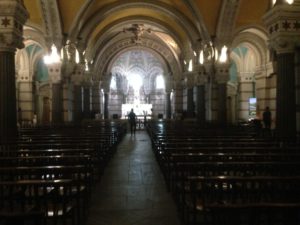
[[23, 0, 271, 81]]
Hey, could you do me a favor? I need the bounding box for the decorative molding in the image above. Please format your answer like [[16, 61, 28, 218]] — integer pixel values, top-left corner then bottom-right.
[[263, 3, 300, 53], [0, 0, 29, 51], [216, 0, 241, 45], [39, 0, 63, 49]]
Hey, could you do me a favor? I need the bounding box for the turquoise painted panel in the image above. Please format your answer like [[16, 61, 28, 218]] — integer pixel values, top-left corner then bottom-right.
[[229, 61, 238, 82], [26, 44, 42, 56], [36, 59, 48, 82]]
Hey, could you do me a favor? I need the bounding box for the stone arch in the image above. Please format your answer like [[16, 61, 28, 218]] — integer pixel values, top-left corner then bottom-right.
[[94, 38, 181, 81], [87, 16, 183, 62], [230, 27, 271, 122]]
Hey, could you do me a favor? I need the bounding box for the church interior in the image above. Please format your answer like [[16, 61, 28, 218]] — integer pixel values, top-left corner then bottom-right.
[[0, 0, 300, 224]]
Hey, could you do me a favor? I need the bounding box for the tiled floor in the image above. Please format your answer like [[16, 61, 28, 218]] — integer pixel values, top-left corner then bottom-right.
[[86, 130, 181, 225]]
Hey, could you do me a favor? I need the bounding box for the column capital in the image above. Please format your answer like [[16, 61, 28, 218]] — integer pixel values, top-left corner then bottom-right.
[[184, 72, 196, 89], [71, 64, 85, 85], [0, 0, 29, 52], [47, 62, 62, 84], [215, 63, 230, 84], [194, 74, 207, 86], [263, 2, 300, 53]]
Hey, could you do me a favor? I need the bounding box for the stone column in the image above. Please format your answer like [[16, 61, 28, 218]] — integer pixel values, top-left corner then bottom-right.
[[263, 1, 300, 139], [104, 92, 109, 119], [83, 85, 91, 119], [48, 63, 63, 124], [195, 74, 207, 123], [172, 80, 183, 116], [92, 81, 101, 118], [0, 0, 28, 141], [296, 49, 300, 134], [165, 75, 172, 119], [101, 78, 110, 119], [215, 65, 230, 126], [186, 74, 195, 118], [165, 92, 171, 119], [71, 66, 84, 124]]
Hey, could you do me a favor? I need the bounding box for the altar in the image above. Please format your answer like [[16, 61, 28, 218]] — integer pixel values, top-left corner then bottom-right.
[[121, 104, 152, 119]]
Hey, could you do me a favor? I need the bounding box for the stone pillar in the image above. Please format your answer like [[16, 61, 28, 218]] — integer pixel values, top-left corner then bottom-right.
[[0, 0, 28, 141], [92, 81, 101, 118], [187, 88, 194, 117], [165, 92, 171, 119], [172, 80, 183, 116], [263, 1, 300, 139], [83, 85, 91, 119], [71, 66, 84, 124], [17, 79, 34, 124], [296, 48, 300, 134], [104, 92, 109, 119], [238, 74, 255, 121], [48, 63, 63, 124], [101, 78, 110, 119], [165, 75, 172, 119], [186, 74, 195, 118], [215, 65, 230, 125], [195, 74, 207, 123]]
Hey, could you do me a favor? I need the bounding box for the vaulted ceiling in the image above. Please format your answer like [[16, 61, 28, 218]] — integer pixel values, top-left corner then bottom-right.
[[23, 0, 270, 80]]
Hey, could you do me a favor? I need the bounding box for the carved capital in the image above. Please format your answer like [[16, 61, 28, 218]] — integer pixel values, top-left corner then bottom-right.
[[263, 3, 300, 53], [215, 64, 230, 84], [184, 73, 196, 89], [71, 64, 85, 85], [47, 62, 62, 84], [194, 74, 207, 86], [0, 0, 29, 51]]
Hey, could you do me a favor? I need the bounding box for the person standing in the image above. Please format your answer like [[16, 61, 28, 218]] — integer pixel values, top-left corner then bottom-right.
[[128, 108, 137, 135], [263, 106, 272, 130]]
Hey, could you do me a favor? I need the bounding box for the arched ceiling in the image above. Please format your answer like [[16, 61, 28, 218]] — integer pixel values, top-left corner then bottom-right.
[[23, 0, 270, 79]]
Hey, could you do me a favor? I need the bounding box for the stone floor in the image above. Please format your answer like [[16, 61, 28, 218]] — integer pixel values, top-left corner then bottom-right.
[[86, 130, 181, 225]]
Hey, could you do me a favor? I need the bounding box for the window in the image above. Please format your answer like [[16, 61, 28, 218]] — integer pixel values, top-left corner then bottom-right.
[[156, 75, 165, 89]]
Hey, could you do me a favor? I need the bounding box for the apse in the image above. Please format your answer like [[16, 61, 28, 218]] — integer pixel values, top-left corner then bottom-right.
[[109, 49, 166, 118]]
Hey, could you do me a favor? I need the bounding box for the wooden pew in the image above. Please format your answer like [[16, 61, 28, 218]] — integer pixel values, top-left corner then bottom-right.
[[173, 176, 300, 225]]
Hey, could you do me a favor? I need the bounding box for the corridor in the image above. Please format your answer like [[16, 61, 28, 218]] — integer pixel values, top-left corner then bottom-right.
[[86, 131, 181, 225]]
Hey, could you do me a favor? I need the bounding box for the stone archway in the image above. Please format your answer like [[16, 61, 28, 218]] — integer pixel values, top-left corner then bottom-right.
[[107, 49, 168, 120]]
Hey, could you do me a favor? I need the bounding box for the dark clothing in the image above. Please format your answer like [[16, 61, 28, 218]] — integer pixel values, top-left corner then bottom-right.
[[263, 110, 271, 129], [128, 111, 137, 134]]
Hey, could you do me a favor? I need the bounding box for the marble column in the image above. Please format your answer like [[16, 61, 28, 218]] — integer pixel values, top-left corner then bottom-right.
[[92, 82, 101, 117], [51, 83, 63, 124], [71, 66, 84, 125], [73, 84, 82, 124], [187, 88, 194, 118], [215, 66, 230, 126], [276, 52, 296, 139], [195, 74, 206, 123], [296, 49, 300, 134], [196, 85, 205, 123], [83, 86, 91, 119], [104, 92, 109, 119], [0, 0, 28, 142], [165, 92, 171, 119], [47, 63, 63, 125], [263, 1, 300, 139]]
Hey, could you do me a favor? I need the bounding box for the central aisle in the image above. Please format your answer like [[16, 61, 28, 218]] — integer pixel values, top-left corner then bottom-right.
[[86, 130, 181, 225]]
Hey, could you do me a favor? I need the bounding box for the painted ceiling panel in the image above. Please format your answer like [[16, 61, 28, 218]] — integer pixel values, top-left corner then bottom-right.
[[194, 0, 222, 35], [235, 0, 269, 30], [24, 0, 43, 28], [159, 0, 194, 21], [57, 0, 86, 33]]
